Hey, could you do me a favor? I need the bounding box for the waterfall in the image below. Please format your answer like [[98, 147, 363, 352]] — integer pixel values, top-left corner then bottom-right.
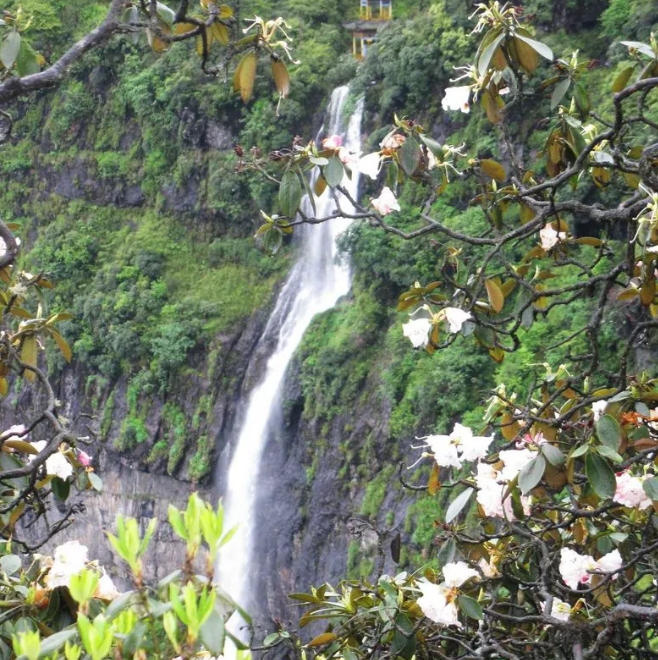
[[217, 86, 365, 620]]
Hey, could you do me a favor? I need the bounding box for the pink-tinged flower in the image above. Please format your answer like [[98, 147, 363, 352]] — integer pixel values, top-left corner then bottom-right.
[[416, 581, 461, 627], [614, 471, 652, 509], [443, 307, 472, 333], [371, 186, 400, 215], [338, 147, 359, 169], [442, 561, 479, 588], [547, 597, 571, 622], [559, 548, 622, 589], [425, 434, 461, 469], [358, 152, 382, 180], [78, 450, 93, 468], [559, 548, 596, 590], [540, 225, 566, 250], [380, 133, 406, 151], [402, 318, 432, 349], [442, 86, 471, 114], [322, 135, 342, 150], [478, 556, 500, 578]]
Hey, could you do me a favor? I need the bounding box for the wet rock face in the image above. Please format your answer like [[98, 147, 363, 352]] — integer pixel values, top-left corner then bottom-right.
[[12, 303, 272, 586]]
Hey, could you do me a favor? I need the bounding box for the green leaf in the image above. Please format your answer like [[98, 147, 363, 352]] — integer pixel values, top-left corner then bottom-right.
[[518, 455, 546, 494], [643, 476, 658, 501], [596, 414, 622, 451], [478, 31, 505, 76], [88, 472, 103, 492], [399, 137, 421, 177], [596, 445, 623, 464], [585, 453, 616, 499], [37, 629, 77, 658], [263, 633, 280, 646], [51, 476, 70, 501], [550, 78, 571, 109], [445, 487, 474, 524], [200, 609, 225, 655], [1, 31, 21, 69], [279, 170, 303, 217], [437, 538, 456, 569], [515, 32, 554, 61], [573, 82, 589, 116], [105, 591, 136, 619], [0, 555, 21, 576], [419, 134, 443, 159], [541, 443, 565, 467], [324, 156, 344, 188], [15, 40, 39, 77], [457, 594, 483, 620], [569, 443, 590, 459]]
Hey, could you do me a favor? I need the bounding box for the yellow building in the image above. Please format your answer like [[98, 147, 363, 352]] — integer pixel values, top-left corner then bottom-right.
[[346, 0, 393, 60]]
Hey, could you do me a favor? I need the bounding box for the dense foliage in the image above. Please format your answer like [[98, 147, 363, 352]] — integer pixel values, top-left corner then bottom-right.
[[1, 0, 658, 658]]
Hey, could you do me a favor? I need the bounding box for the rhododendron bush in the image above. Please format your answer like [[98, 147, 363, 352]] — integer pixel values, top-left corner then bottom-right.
[[244, 1, 658, 658]]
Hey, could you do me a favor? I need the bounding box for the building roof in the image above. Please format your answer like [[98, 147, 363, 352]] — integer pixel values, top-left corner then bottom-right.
[[343, 19, 388, 31]]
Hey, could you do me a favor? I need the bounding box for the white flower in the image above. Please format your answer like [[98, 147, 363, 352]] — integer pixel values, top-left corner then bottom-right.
[[548, 597, 571, 622], [425, 423, 494, 468], [443, 307, 472, 333], [416, 581, 461, 627], [402, 318, 432, 349], [498, 448, 535, 483], [322, 135, 342, 150], [442, 561, 479, 588], [592, 400, 608, 421], [425, 434, 461, 468], [371, 186, 400, 215], [442, 86, 471, 113], [475, 462, 530, 520], [595, 549, 622, 575], [94, 571, 120, 600], [29, 441, 74, 481], [358, 152, 382, 180], [614, 471, 652, 509], [540, 225, 566, 251], [0, 424, 27, 441], [46, 541, 89, 589], [451, 423, 493, 463]]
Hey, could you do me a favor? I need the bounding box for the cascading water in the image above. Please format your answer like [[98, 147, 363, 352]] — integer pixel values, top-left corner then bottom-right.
[[217, 86, 364, 619]]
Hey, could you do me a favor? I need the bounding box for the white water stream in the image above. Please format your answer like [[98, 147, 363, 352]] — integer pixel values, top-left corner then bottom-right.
[[217, 86, 365, 623]]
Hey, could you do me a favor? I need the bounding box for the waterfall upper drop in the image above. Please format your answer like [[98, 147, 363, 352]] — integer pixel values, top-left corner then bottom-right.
[[217, 86, 365, 612]]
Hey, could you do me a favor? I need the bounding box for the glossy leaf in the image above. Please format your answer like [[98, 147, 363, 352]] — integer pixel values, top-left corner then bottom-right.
[[0, 31, 21, 70], [233, 51, 257, 102], [324, 156, 344, 188], [585, 453, 616, 499], [596, 414, 622, 451], [279, 170, 303, 217], [458, 594, 483, 620], [519, 454, 546, 494], [485, 279, 505, 313], [446, 487, 474, 523]]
